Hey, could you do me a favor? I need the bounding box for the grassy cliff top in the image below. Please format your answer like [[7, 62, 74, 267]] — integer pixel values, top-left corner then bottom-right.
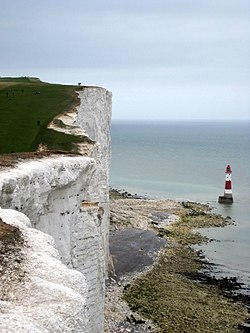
[[0, 77, 90, 154]]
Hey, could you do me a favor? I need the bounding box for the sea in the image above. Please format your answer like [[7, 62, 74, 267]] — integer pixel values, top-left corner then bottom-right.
[[110, 120, 250, 295]]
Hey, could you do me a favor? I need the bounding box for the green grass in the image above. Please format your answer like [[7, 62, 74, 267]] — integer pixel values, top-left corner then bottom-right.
[[0, 77, 89, 154]]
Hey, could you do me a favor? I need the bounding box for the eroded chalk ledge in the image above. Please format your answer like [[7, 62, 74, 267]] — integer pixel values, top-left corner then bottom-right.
[[0, 208, 88, 333]]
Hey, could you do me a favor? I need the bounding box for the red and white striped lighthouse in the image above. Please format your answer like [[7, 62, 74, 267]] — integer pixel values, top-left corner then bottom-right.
[[218, 164, 233, 203]]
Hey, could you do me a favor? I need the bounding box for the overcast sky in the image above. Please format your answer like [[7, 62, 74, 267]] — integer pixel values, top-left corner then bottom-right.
[[1, 0, 250, 120]]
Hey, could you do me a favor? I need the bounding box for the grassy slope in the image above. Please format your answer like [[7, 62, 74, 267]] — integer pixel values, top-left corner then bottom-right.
[[0, 77, 88, 154]]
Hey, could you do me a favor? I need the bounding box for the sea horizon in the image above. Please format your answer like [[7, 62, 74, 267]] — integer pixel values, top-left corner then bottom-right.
[[110, 120, 250, 294]]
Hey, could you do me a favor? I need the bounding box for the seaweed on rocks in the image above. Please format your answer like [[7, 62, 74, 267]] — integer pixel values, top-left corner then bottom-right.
[[123, 245, 249, 333], [121, 200, 249, 333]]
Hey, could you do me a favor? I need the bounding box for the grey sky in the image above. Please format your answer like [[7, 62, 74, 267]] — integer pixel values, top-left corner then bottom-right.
[[1, 0, 249, 120]]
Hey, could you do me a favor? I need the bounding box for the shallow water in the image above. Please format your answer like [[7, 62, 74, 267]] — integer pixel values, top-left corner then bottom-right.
[[110, 120, 250, 292]]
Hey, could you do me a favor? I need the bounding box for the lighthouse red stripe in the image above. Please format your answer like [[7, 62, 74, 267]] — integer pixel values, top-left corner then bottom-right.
[[225, 181, 232, 189]]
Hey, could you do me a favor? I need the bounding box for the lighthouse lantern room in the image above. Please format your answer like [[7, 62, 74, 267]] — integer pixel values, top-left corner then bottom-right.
[[218, 164, 233, 204]]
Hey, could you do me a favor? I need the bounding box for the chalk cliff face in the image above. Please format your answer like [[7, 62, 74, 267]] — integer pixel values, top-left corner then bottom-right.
[[0, 208, 89, 333], [0, 87, 112, 333]]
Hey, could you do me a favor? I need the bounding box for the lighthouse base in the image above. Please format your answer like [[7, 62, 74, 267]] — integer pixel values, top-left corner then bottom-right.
[[218, 196, 233, 204]]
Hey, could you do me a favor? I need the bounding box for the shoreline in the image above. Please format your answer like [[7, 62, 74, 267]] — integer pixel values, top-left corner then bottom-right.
[[105, 189, 250, 333]]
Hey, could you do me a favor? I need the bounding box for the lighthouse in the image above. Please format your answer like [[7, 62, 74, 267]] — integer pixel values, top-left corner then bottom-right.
[[218, 164, 233, 204]]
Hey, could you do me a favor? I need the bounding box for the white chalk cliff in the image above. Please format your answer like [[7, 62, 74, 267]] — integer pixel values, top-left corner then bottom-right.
[[0, 87, 112, 333]]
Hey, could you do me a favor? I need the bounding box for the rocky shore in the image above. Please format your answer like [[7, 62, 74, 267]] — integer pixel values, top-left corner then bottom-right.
[[105, 190, 250, 333]]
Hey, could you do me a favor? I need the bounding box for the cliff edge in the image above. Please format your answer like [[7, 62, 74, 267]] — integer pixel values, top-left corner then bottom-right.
[[0, 87, 112, 333]]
